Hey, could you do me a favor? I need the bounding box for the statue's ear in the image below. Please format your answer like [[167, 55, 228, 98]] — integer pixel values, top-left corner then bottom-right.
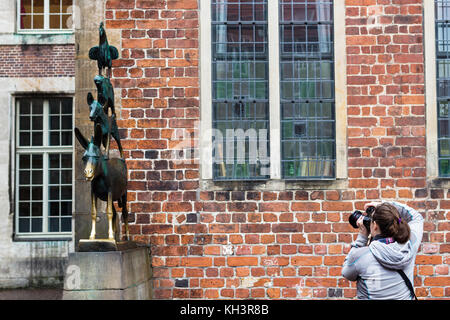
[[93, 123, 102, 147], [87, 92, 94, 105], [74, 127, 88, 150]]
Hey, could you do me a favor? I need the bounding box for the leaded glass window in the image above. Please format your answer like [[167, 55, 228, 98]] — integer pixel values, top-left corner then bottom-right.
[[436, 0, 450, 176], [212, 0, 270, 180], [16, 98, 73, 237], [280, 0, 335, 179]]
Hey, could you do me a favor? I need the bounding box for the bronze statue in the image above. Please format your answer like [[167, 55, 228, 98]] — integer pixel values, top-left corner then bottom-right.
[[75, 21, 130, 247], [89, 22, 119, 78], [75, 124, 129, 241], [94, 75, 115, 116], [87, 91, 123, 159]]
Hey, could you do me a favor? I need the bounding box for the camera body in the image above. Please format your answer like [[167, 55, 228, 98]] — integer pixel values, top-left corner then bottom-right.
[[349, 206, 375, 232]]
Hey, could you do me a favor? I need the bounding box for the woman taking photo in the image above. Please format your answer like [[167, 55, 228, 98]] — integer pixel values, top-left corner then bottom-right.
[[342, 201, 424, 300]]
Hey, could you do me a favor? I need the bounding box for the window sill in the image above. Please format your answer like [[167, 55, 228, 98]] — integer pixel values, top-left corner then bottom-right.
[[17, 29, 74, 35], [428, 177, 450, 188], [14, 233, 72, 242], [0, 32, 75, 45], [200, 178, 348, 191]]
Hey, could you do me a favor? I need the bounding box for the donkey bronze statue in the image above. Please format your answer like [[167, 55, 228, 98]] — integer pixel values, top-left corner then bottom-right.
[[75, 124, 129, 241]]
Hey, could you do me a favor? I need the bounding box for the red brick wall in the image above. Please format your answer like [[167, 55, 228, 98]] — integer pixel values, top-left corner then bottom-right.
[[104, 0, 449, 299], [0, 45, 75, 77]]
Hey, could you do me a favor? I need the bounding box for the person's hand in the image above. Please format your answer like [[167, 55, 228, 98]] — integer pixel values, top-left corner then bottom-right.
[[364, 201, 382, 212], [356, 215, 369, 237]]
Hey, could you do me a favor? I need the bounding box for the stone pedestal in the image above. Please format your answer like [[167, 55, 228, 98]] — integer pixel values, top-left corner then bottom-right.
[[62, 247, 152, 300]]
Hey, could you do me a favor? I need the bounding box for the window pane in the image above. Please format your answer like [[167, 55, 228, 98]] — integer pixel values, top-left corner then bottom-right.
[[32, 170, 43, 184], [61, 217, 71, 232], [32, 116, 43, 131], [19, 170, 30, 185], [280, 0, 335, 179], [31, 99, 43, 114], [31, 186, 43, 201], [33, 0, 44, 14], [32, 132, 43, 146], [50, 132, 60, 145], [61, 132, 72, 145], [61, 98, 72, 114], [32, 154, 43, 169], [20, 15, 32, 29], [49, 186, 60, 200], [19, 203, 30, 217], [61, 201, 71, 215], [33, 14, 44, 29], [62, 0, 72, 13], [49, 154, 60, 168], [19, 187, 31, 201], [20, 100, 31, 114], [61, 154, 72, 168], [19, 218, 30, 233], [49, 217, 59, 232], [31, 218, 43, 232], [20, 132, 31, 146], [49, 99, 60, 114], [62, 14, 72, 29], [211, 0, 270, 180], [50, 0, 60, 13], [61, 115, 71, 129], [49, 170, 60, 184], [31, 202, 42, 216], [50, 116, 60, 130], [50, 14, 61, 29], [20, 116, 30, 130], [50, 202, 60, 216], [19, 154, 31, 169], [61, 170, 71, 184], [21, 0, 32, 14], [61, 186, 71, 200]]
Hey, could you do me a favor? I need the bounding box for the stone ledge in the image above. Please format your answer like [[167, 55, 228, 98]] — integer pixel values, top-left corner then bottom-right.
[[63, 247, 152, 300]]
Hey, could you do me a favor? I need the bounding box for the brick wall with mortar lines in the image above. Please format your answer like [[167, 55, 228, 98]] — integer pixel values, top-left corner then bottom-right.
[[0, 45, 75, 78], [104, 0, 449, 299]]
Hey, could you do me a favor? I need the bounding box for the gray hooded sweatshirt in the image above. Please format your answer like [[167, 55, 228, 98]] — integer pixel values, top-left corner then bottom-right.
[[342, 201, 424, 300]]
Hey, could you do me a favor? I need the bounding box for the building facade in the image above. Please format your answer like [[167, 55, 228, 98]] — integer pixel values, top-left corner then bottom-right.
[[0, 0, 449, 299], [0, 0, 75, 287]]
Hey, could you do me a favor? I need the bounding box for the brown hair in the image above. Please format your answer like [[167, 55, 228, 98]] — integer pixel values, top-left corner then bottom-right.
[[372, 203, 411, 244]]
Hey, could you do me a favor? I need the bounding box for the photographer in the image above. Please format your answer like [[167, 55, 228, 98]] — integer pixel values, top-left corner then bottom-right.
[[342, 201, 424, 300]]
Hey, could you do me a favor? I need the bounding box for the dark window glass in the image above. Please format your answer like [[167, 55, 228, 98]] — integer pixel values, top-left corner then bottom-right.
[[211, 0, 270, 180], [280, 0, 335, 179]]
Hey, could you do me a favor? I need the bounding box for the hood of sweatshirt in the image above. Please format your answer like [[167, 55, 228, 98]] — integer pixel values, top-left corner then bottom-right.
[[369, 239, 414, 270]]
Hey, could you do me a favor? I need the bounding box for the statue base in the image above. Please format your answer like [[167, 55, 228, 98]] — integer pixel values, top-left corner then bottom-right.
[[63, 246, 152, 300], [78, 239, 138, 252]]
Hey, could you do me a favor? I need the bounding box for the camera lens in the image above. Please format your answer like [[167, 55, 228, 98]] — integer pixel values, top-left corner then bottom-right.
[[349, 211, 363, 228], [348, 210, 371, 232]]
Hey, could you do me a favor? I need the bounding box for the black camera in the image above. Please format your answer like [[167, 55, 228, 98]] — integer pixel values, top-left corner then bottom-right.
[[349, 206, 375, 232]]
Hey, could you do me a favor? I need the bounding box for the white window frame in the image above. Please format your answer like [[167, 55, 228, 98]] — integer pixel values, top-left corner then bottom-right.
[[199, 0, 347, 188], [14, 97, 73, 240], [424, 0, 450, 187], [16, 0, 75, 34]]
